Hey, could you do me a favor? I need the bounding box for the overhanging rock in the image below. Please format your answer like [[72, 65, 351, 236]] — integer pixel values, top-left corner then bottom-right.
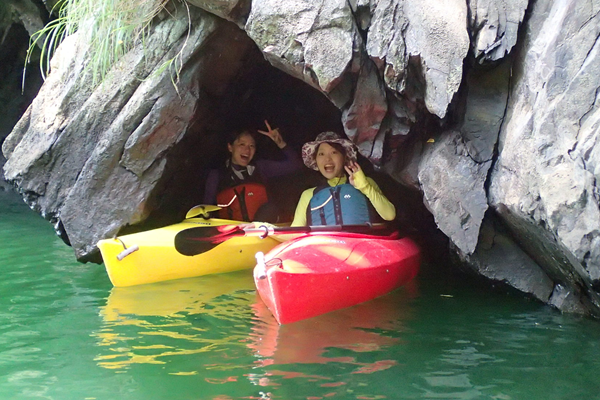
[[418, 131, 490, 255]]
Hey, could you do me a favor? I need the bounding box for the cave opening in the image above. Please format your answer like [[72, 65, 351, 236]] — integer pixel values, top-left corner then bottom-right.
[[141, 20, 448, 267], [149, 22, 346, 227]]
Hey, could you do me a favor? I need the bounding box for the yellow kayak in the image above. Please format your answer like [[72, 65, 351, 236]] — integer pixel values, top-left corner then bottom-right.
[[97, 217, 279, 287]]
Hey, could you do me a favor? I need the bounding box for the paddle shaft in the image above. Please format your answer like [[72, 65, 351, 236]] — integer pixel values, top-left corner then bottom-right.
[[246, 223, 387, 238], [174, 223, 394, 256]]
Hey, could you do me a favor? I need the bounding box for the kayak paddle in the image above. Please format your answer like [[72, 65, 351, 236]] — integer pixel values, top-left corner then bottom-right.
[[174, 223, 396, 256]]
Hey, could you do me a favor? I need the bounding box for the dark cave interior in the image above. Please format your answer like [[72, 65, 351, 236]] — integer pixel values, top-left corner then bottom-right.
[[151, 26, 348, 226]]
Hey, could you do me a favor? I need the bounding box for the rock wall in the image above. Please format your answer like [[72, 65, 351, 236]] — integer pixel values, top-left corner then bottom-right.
[[3, 6, 228, 259], [3, 0, 600, 316], [488, 0, 600, 314], [0, 0, 47, 190]]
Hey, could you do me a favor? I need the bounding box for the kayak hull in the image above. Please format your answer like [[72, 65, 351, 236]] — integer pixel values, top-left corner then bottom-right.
[[253, 233, 420, 324], [98, 218, 279, 287]]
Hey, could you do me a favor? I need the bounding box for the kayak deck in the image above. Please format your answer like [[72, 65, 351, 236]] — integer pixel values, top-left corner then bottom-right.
[[98, 218, 279, 287], [254, 233, 421, 324]]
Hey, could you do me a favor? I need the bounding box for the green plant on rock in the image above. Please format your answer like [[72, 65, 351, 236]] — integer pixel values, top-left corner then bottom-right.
[[24, 0, 179, 88]]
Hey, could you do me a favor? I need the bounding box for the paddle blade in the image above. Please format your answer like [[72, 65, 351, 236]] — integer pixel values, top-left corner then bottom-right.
[[175, 225, 244, 256], [185, 204, 223, 219]]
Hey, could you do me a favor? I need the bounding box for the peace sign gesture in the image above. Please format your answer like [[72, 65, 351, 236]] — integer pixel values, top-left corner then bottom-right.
[[258, 120, 286, 149], [344, 161, 362, 187]]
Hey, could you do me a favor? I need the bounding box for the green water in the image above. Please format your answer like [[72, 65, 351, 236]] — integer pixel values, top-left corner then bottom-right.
[[1, 188, 600, 400]]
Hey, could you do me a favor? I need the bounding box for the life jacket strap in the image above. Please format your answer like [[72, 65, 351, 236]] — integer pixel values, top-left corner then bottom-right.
[[234, 187, 250, 222]]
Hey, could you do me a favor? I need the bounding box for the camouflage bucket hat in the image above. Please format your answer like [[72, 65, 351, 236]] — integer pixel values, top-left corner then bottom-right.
[[301, 131, 357, 170]]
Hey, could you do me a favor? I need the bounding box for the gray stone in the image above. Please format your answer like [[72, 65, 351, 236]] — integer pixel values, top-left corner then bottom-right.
[[185, 0, 250, 26], [418, 131, 490, 255], [367, 0, 470, 118], [468, 0, 529, 63], [365, 0, 408, 92], [341, 56, 388, 164], [3, 8, 224, 259], [489, 0, 600, 310], [548, 284, 587, 315], [461, 215, 554, 302], [2, 0, 47, 39], [245, 0, 358, 95], [460, 60, 511, 163]]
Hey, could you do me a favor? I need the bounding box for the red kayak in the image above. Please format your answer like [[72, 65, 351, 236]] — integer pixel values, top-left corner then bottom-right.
[[253, 232, 420, 324]]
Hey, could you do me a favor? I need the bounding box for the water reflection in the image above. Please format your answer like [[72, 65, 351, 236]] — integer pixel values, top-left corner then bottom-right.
[[248, 282, 417, 365], [94, 271, 418, 378], [245, 281, 418, 397], [94, 272, 257, 371]]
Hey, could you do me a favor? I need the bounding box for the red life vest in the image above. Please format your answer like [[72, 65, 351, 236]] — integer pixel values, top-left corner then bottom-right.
[[216, 182, 268, 221]]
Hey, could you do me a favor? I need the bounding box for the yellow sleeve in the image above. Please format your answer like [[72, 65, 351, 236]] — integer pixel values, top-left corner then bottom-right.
[[353, 171, 396, 221], [290, 187, 315, 227]]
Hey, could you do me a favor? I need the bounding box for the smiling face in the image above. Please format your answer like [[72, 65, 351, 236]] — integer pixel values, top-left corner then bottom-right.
[[315, 142, 346, 180], [228, 132, 256, 167]]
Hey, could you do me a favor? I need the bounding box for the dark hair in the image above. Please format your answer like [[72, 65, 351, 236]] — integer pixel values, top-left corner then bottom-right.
[[315, 142, 347, 161], [227, 130, 257, 145]]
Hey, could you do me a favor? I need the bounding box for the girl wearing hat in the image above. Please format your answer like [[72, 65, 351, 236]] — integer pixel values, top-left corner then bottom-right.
[[290, 132, 395, 226]]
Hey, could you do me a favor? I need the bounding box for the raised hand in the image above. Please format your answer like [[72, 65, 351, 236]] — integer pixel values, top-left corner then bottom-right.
[[344, 161, 362, 187], [258, 120, 286, 149]]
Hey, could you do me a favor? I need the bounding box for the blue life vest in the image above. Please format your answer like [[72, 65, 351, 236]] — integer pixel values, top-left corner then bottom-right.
[[307, 183, 373, 225]]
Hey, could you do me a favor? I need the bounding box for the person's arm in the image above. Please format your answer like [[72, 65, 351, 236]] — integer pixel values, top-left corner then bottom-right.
[[256, 144, 302, 179], [203, 169, 219, 205], [256, 120, 302, 179], [346, 162, 395, 221], [290, 188, 314, 227]]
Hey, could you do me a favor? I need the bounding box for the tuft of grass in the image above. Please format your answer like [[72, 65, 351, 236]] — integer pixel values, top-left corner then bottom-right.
[[23, 0, 179, 89]]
